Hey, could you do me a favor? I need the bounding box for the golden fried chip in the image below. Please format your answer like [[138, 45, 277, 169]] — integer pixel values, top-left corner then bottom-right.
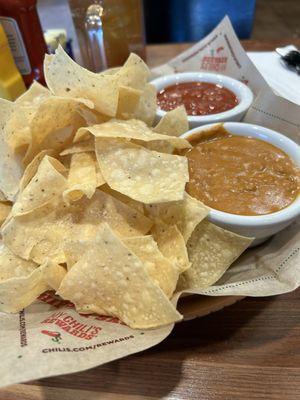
[[0, 99, 23, 200], [3, 83, 51, 154], [95, 161, 106, 187], [177, 220, 253, 291], [4, 84, 52, 154], [2, 189, 152, 264], [57, 223, 182, 329], [146, 192, 209, 242], [154, 106, 189, 137], [134, 83, 157, 126], [76, 119, 191, 150], [41, 260, 67, 291], [123, 236, 178, 298], [0, 203, 12, 226], [76, 106, 109, 127], [59, 138, 95, 156], [63, 152, 97, 204], [23, 96, 86, 165], [19, 149, 55, 191], [16, 81, 51, 105], [63, 240, 89, 270], [100, 184, 144, 213], [95, 138, 189, 203], [116, 86, 142, 120], [12, 156, 67, 216], [0, 243, 37, 281], [44, 45, 118, 116], [63, 234, 177, 305], [152, 222, 190, 273], [114, 53, 150, 90], [100, 67, 120, 75], [0, 190, 6, 201], [0, 252, 65, 313], [0, 271, 48, 312], [4, 105, 34, 152]]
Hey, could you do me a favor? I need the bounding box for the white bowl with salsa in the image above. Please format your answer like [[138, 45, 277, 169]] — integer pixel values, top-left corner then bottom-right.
[[152, 72, 254, 128], [181, 122, 300, 246]]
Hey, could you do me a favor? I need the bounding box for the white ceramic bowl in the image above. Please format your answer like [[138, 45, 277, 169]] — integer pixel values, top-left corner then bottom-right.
[[151, 72, 254, 129], [181, 122, 300, 246]]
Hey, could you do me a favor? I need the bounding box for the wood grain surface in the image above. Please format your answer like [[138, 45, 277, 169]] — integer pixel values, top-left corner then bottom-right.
[[1, 40, 300, 400], [146, 39, 300, 67]]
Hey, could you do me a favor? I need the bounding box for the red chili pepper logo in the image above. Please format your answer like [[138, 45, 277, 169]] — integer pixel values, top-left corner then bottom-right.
[[41, 330, 62, 343]]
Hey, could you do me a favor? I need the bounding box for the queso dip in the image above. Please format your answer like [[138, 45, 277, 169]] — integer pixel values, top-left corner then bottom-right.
[[185, 126, 300, 216]]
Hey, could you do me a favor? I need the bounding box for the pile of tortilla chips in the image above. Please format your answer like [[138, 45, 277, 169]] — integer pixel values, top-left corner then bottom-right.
[[0, 47, 252, 329]]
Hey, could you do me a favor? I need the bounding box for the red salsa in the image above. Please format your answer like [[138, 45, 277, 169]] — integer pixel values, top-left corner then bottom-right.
[[157, 81, 239, 116]]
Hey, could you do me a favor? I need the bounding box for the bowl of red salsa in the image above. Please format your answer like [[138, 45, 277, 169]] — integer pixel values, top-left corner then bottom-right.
[[151, 72, 254, 128]]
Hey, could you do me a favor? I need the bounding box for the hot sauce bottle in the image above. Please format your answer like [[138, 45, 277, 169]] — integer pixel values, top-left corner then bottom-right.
[[0, 0, 48, 87]]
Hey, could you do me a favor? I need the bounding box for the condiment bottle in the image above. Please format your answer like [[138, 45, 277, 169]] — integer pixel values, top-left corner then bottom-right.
[[0, 0, 48, 87], [0, 23, 26, 100]]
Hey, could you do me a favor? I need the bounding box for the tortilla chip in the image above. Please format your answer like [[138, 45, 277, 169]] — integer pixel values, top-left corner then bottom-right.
[[2, 189, 152, 264], [39, 119, 82, 154], [100, 184, 144, 213], [116, 86, 142, 120], [0, 100, 23, 201], [177, 220, 253, 291], [0, 271, 48, 313], [4, 83, 52, 154], [123, 236, 179, 298], [134, 83, 157, 126], [23, 96, 85, 165], [0, 243, 37, 282], [12, 156, 67, 216], [114, 53, 150, 90], [94, 162, 105, 187], [145, 140, 175, 155], [0, 202, 12, 225], [154, 106, 189, 137], [152, 222, 190, 273], [57, 223, 182, 329], [3, 105, 34, 152], [16, 81, 51, 105], [100, 67, 120, 75], [63, 152, 97, 204], [59, 138, 95, 156], [76, 119, 191, 150], [63, 240, 90, 270], [0, 254, 66, 313], [19, 149, 55, 191], [4, 85, 53, 154], [41, 261, 67, 291], [145, 192, 209, 242], [63, 234, 177, 303], [76, 106, 109, 127], [0, 245, 48, 313], [0, 190, 7, 201], [44, 45, 118, 116], [95, 138, 189, 203]]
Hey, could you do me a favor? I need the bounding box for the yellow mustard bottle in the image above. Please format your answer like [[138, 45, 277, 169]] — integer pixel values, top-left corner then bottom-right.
[[0, 23, 26, 100]]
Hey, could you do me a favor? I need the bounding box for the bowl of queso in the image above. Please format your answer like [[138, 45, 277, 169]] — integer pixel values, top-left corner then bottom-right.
[[151, 72, 254, 128], [181, 122, 300, 246]]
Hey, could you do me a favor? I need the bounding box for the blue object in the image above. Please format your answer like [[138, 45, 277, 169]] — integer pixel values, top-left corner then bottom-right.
[[169, 0, 256, 41], [143, 0, 256, 43]]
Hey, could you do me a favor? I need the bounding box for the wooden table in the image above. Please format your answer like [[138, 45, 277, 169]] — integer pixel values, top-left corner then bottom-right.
[[2, 40, 300, 400]]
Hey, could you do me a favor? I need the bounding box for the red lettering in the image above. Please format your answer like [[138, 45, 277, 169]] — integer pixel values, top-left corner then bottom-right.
[[62, 316, 73, 323]]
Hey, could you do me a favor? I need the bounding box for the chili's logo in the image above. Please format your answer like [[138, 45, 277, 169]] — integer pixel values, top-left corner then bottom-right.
[[201, 47, 228, 72], [41, 330, 62, 344]]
